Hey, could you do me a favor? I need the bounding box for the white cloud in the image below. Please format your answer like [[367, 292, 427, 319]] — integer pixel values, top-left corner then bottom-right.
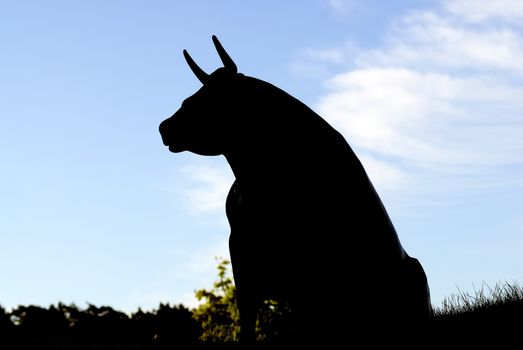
[[163, 239, 230, 310], [363, 10, 523, 74], [304, 47, 346, 64], [312, 0, 523, 195], [319, 68, 523, 170], [176, 240, 231, 307], [289, 43, 357, 80], [445, 0, 523, 23], [181, 162, 234, 215], [325, 0, 354, 13], [174, 244, 234, 309], [181, 240, 230, 277], [356, 154, 411, 191]]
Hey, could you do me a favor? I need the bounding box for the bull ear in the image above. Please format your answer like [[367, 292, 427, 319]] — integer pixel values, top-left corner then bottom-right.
[[183, 49, 209, 84], [212, 35, 237, 74]]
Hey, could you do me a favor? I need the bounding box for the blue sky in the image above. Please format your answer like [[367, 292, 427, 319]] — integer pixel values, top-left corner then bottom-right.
[[1, 0, 521, 312]]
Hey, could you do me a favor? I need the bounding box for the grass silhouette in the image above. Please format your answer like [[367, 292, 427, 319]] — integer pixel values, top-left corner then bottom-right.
[[426, 281, 522, 349], [436, 281, 523, 315]]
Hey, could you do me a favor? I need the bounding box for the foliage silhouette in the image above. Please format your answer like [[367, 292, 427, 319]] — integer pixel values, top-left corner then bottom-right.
[[0, 302, 200, 349], [0, 305, 15, 336], [193, 258, 240, 342], [159, 35, 432, 346], [193, 258, 292, 344], [10, 305, 69, 336]]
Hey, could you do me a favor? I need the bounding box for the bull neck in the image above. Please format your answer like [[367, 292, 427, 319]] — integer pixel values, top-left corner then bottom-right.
[[224, 147, 275, 187]]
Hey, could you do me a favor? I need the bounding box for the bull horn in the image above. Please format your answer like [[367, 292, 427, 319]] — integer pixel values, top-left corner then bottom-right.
[[212, 35, 237, 73], [183, 49, 209, 84]]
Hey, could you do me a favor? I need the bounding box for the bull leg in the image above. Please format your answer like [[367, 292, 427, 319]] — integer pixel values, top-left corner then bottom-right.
[[236, 288, 257, 345], [229, 239, 258, 345], [401, 256, 432, 318], [231, 261, 257, 344]]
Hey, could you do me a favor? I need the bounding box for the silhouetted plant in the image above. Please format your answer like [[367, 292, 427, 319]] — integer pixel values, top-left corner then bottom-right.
[[255, 298, 293, 343], [435, 280, 523, 316], [0, 301, 200, 350], [84, 304, 131, 336], [0, 305, 15, 335], [10, 305, 69, 336], [428, 281, 523, 349], [153, 303, 200, 344], [192, 258, 292, 343], [130, 307, 156, 339], [193, 258, 240, 342]]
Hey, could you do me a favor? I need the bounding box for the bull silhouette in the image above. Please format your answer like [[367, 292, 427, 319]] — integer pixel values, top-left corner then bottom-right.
[[159, 36, 432, 347]]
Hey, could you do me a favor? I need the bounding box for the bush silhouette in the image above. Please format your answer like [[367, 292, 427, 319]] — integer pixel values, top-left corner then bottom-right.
[[0, 302, 200, 349], [10, 305, 68, 336], [0, 305, 15, 336], [193, 258, 292, 344]]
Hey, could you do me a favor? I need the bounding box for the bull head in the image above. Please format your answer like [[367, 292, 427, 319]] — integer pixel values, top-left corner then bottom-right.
[[159, 36, 243, 156]]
